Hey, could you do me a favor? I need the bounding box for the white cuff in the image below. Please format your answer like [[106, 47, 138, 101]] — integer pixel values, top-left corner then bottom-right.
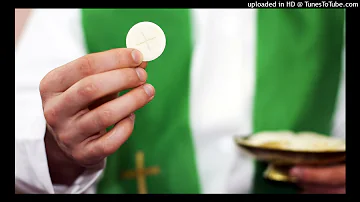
[[15, 116, 105, 194], [53, 161, 105, 194]]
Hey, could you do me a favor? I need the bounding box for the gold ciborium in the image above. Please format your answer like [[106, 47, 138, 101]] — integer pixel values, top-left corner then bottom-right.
[[234, 132, 346, 183]]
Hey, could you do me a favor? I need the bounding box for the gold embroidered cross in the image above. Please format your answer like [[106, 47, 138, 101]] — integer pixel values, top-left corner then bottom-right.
[[120, 151, 160, 194]]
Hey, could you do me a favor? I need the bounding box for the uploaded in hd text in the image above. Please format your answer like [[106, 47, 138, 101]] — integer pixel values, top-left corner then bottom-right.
[[248, 1, 277, 8]]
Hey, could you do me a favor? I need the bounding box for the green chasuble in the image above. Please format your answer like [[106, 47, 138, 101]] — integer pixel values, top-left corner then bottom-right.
[[252, 9, 344, 194], [81, 9, 344, 194]]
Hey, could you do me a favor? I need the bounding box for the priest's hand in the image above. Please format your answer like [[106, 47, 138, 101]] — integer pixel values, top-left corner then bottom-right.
[[39, 48, 154, 185], [290, 164, 346, 194]]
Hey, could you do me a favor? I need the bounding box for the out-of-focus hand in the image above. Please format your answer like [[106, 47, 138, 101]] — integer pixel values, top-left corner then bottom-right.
[[290, 164, 345, 194]]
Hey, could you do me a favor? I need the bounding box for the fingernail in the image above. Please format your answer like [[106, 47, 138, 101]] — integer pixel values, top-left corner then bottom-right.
[[290, 167, 302, 178], [143, 84, 154, 97], [135, 68, 146, 82], [129, 113, 135, 121], [131, 50, 143, 64]]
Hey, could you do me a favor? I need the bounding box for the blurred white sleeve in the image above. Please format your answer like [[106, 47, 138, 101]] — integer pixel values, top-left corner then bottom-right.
[[331, 40, 345, 139], [15, 9, 104, 194], [331, 71, 345, 139]]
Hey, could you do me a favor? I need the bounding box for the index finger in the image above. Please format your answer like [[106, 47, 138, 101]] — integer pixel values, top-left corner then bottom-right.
[[41, 48, 146, 93], [290, 164, 346, 186]]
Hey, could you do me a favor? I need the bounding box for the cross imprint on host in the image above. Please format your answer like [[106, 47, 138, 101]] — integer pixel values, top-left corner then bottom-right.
[[120, 151, 160, 194], [136, 32, 157, 51]]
